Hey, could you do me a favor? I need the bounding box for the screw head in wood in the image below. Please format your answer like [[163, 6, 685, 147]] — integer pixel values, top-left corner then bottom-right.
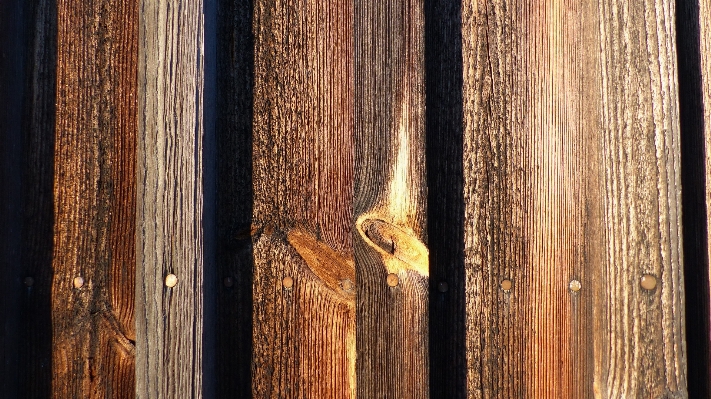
[[24, 277, 34, 287], [282, 276, 294, 289], [386, 273, 399, 287], [569, 279, 582, 292], [437, 281, 449, 293], [640, 274, 657, 290], [73, 276, 84, 289], [341, 279, 355, 292], [165, 274, 178, 288], [223, 277, 234, 288], [500, 279, 512, 291]]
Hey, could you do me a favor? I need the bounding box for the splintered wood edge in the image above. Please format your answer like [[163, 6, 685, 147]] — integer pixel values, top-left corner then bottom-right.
[[286, 228, 356, 302], [355, 214, 429, 276]]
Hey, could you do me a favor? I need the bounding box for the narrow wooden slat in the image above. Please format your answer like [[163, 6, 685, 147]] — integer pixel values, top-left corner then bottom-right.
[[354, 0, 428, 397], [52, 0, 137, 396], [251, 0, 355, 397], [136, 0, 205, 396], [214, 0, 254, 396], [676, 0, 710, 396], [462, 0, 686, 397]]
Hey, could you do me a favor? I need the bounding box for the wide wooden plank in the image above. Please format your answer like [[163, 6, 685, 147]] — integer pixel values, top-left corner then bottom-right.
[[251, 0, 355, 397], [354, 0, 429, 397], [51, 0, 138, 396], [676, 0, 710, 396], [462, 0, 686, 397], [136, 0, 205, 396]]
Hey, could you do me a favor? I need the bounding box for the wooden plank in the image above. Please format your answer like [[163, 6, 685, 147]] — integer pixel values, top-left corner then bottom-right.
[[214, 0, 254, 396], [251, 0, 355, 397], [353, 0, 429, 397], [135, 0, 205, 396], [51, 0, 137, 396], [676, 0, 710, 396], [461, 0, 686, 397]]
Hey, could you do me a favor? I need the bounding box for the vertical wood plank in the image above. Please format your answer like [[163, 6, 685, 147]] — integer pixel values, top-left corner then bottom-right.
[[461, 0, 686, 397], [215, 0, 254, 396], [251, 0, 355, 397], [676, 0, 710, 396], [52, 0, 137, 396], [354, 0, 428, 397], [136, 0, 205, 397]]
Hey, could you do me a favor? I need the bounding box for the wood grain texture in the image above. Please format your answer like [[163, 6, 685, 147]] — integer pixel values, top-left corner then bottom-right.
[[214, 0, 254, 396], [52, 0, 137, 396], [676, 0, 710, 396], [462, 0, 686, 397], [354, 0, 428, 397], [251, 0, 355, 397], [136, 0, 205, 397]]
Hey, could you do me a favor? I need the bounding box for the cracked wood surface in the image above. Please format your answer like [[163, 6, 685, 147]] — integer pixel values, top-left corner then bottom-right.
[[251, 0, 355, 397], [462, 0, 686, 397], [136, 0, 205, 397], [51, 0, 137, 397]]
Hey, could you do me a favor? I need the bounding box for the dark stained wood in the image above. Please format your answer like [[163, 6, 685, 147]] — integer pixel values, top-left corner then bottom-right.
[[354, 0, 429, 397], [135, 0, 207, 397], [461, 0, 686, 397], [214, 0, 254, 396], [676, 0, 710, 396], [251, 0, 355, 397], [51, 0, 137, 396]]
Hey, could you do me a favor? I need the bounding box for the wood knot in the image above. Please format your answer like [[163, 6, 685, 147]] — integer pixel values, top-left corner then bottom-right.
[[356, 216, 428, 276]]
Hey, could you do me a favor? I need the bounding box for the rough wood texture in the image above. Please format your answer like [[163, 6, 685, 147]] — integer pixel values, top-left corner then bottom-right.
[[354, 0, 429, 397], [136, 0, 205, 396], [676, 0, 710, 396], [215, 0, 254, 396], [462, 0, 686, 397], [251, 0, 355, 397], [51, 0, 137, 396]]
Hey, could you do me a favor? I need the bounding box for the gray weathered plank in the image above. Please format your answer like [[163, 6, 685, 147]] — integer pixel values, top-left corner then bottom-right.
[[136, 0, 205, 396]]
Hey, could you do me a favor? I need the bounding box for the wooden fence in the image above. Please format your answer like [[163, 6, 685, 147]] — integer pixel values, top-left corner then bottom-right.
[[1, 0, 709, 397]]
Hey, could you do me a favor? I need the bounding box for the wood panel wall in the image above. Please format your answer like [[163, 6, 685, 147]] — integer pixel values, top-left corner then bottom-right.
[[0, 0, 708, 398]]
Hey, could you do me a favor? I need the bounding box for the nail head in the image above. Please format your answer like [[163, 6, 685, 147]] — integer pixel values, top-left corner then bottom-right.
[[437, 281, 449, 293], [223, 277, 234, 287], [569, 279, 582, 292], [386, 273, 399, 287], [165, 274, 178, 288], [73, 276, 84, 289], [341, 279, 354, 292], [640, 274, 657, 290], [282, 276, 294, 289], [500, 279, 512, 291], [24, 277, 34, 287]]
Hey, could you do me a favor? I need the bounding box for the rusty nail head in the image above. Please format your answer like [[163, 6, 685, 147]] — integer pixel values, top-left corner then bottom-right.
[[223, 276, 234, 287], [386, 273, 399, 287], [500, 279, 512, 291], [282, 276, 294, 289], [165, 274, 178, 288], [640, 274, 657, 290], [24, 277, 34, 287], [437, 281, 449, 293], [569, 279, 582, 292], [73, 276, 84, 289]]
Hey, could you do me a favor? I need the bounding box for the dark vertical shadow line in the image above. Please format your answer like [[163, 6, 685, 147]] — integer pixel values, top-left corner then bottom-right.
[[676, 0, 711, 396], [215, 0, 255, 396], [0, 0, 27, 397], [424, 0, 467, 397], [18, 0, 57, 397], [202, 0, 218, 397]]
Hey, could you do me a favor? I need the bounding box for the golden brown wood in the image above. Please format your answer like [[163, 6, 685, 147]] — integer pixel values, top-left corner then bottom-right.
[[135, 0, 206, 396], [51, 0, 137, 397], [354, 0, 428, 397], [462, 0, 686, 397], [251, 0, 355, 397]]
